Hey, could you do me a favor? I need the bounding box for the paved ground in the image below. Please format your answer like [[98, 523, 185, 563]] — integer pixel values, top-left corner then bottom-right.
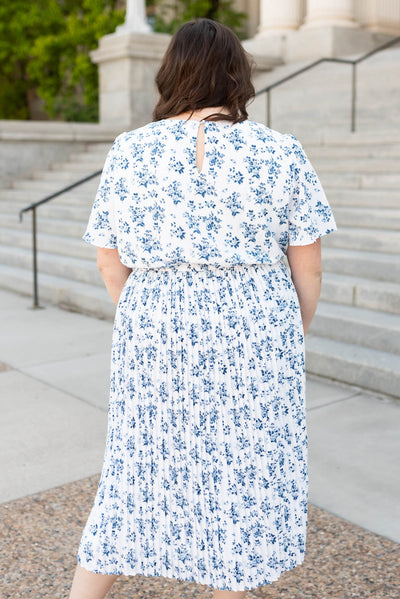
[[1, 287, 399, 598], [2, 477, 399, 599]]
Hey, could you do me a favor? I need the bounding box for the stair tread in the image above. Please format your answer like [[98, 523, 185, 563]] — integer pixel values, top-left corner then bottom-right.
[[0, 200, 90, 218], [322, 246, 400, 264], [328, 225, 400, 235], [0, 263, 108, 299], [306, 334, 400, 371], [4, 213, 89, 226], [316, 300, 400, 330], [323, 271, 400, 290], [332, 207, 400, 215], [0, 243, 94, 266], [0, 225, 86, 244]]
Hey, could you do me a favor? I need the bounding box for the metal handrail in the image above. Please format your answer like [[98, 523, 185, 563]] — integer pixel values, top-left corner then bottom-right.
[[19, 169, 102, 309], [18, 34, 400, 309], [254, 35, 400, 132]]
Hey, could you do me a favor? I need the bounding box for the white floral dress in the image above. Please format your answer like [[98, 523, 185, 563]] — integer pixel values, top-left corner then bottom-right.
[[77, 118, 337, 591]]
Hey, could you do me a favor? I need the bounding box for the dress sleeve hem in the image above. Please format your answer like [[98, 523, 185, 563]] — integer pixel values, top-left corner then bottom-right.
[[82, 233, 118, 249], [287, 225, 338, 246]]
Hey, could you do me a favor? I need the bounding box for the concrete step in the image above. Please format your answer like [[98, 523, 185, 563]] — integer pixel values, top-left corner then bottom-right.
[[316, 133, 400, 146], [0, 245, 103, 288], [324, 188, 399, 208], [0, 227, 94, 260], [67, 151, 109, 163], [322, 246, 400, 283], [11, 178, 99, 193], [0, 263, 114, 320], [1, 213, 88, 237], [305, 335, 400, 399], [332, 207, 400, 230], [319, 172, 400, 190], [320, 272, 400, 315], [305, 144, 400, 159], [50, 161, 105, 172], [0, 200, 90, 222], [311, 158, 400, 173], [84, 142, 114, 152], [309, 301, 400, 354], [0, 188, 95, 203], [323, 226, 400, 254], [33, 169, 101, 182]]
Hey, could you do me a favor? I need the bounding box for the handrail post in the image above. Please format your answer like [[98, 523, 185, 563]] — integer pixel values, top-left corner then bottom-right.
[[351, 62, 357, 133], [19, 168, 102, 310], [32, 206, 40, 309]]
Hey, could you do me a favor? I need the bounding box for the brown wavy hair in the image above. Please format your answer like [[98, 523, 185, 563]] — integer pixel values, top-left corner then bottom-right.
[[152, 18, 256, 124]]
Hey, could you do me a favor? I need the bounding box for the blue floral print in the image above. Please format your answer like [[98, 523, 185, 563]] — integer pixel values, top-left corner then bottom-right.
[[82, 119, 337, 264], [78, 118, 337, 591]]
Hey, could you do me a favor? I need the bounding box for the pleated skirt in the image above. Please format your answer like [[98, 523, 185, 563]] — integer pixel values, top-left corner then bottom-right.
[[77, 261, 308, 591]]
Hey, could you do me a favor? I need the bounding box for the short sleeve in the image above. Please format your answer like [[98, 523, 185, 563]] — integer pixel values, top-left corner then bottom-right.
[[286, 134, 337, 246], [82, 133, 126, 249]]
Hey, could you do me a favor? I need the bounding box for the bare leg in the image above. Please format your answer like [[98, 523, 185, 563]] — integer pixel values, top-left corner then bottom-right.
[[68, 563, 119, 599], [213, 590, 247, 599]]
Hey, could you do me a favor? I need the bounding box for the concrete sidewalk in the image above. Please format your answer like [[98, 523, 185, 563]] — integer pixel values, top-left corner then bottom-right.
[[1, 287, 399, 546]]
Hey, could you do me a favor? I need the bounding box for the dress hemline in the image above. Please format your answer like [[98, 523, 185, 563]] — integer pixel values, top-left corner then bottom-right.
[[76, 551, 306, 592]]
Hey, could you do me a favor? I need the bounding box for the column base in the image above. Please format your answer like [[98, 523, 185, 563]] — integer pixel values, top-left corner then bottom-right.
[[243, 34, 287, 62], [245, 26, 396, 63], [300, 19, 358, 30], [286, 26, 394, 61], [115, 22, 152, 35], [90, 31, 171, 129]]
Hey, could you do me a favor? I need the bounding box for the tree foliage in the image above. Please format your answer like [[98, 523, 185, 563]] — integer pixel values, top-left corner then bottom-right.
[[0, 0, 124, 121], [0, 1, 246, 121], [148, 0, 247, 39]]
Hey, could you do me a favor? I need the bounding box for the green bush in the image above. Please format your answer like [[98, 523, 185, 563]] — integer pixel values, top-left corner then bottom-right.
[[0, 1, 246, 122], [0, 1, 61, 119], [149, 0, 247, 39], [0, 1, 124, 122]]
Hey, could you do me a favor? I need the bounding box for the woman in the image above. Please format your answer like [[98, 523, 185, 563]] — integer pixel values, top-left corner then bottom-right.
[[69, 17, 337, 599]]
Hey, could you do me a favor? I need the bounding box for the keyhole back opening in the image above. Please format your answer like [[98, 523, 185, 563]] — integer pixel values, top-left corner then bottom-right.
[[196, 121, 205, 174]]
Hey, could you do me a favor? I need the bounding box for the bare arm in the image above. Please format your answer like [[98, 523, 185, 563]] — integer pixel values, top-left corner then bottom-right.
[[286, 238, 322, 336], [97, 248, 132, 306]]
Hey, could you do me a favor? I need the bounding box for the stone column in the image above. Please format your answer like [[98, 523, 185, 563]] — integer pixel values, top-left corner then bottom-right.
[[245, 0, 393, 63], [116, 0, 151, 34], [301, 0, 358, 29], [257, 0, 302, 35], [357, 0, 400, 34]]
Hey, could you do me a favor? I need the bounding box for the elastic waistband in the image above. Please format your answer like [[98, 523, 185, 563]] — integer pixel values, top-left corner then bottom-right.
[[129, 261, 286, 273]]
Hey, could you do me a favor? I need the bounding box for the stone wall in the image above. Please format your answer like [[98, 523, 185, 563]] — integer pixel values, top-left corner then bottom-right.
[[0, 121, 120, 187]]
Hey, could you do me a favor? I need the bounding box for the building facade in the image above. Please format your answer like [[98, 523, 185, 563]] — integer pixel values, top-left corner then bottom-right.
[[241, 0, 400, 61], [91, 0, 400, 126], [236, 0, 400, 38]]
